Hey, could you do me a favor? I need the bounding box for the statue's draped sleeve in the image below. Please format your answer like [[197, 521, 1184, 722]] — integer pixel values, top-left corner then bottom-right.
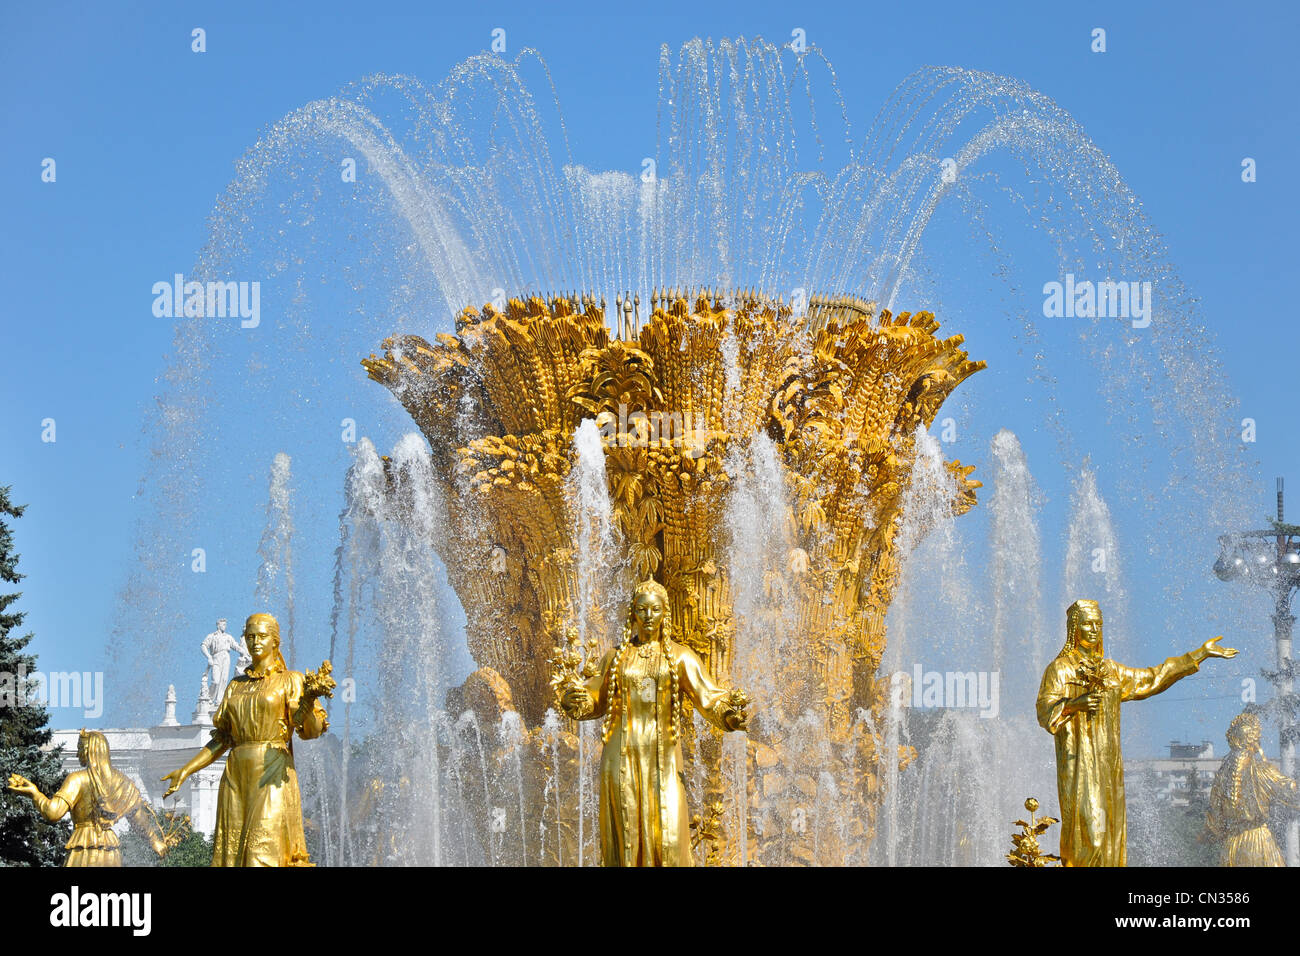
[[106, 773, 165, 853], [1036, 655, 1077, 735], [1114, 653, 1199, 701], [34, 772, 81, 822], [678, 646, 734, 730], [1037, 651, 1200, 734]]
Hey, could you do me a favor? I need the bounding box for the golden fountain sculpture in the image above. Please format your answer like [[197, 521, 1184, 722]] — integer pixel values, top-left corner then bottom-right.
[[1037, 599, 1237, 867], [364, 288, 983, 864], [558, 579, 749, 866]]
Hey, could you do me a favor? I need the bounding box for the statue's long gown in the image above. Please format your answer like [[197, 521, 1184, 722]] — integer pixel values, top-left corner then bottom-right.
[[581, 639, 735, 866], [208, 663, 327, 866], [1206, 749, 1300, 866], [1037, 647, 1199, 866]]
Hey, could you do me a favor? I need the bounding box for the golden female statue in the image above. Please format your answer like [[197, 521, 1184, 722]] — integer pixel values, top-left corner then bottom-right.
[[1204, 711, 1299, 866], [162, 612, 334, 866], [1036, 599, 1236, 866], [559, 580, 750, 866], [7, 729, 168, 866]]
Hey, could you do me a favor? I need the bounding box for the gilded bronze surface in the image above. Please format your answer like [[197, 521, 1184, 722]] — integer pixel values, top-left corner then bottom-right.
[[161, 613, 333, 866], [365, 289, 982, 862], [557, 580, 748, 865], [1037, 599, 1237, 866], [8, 729, 170, 867], [1007, 796, 1059, 867], [1205, 711, 1300, 866]]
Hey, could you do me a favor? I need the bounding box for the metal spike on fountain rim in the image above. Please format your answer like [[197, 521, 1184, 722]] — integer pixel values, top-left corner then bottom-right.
[[361, 286, 984, 864]]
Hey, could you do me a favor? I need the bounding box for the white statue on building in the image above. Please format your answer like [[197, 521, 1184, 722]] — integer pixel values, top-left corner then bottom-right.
[[201, 618, 248, 704]]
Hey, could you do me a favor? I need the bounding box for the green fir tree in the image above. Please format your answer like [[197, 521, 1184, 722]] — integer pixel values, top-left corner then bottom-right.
[[0, 486, 70, 866]]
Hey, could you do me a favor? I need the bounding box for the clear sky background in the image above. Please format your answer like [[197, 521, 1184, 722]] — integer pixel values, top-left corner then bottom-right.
[[2, 0, 1297, 754]]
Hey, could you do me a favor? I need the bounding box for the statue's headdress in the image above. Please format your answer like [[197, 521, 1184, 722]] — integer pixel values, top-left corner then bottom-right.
[[1227, 711, 1261, 751], [1064, 599, 1102, 651], [1221, 711, 1265, 806], [625, 579, 673, 645]]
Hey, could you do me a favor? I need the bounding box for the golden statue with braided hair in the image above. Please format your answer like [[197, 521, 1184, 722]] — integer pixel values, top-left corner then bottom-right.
[[161, 612, 334, 866], [1037, 599, 1237, 866], [8, 729, 168, 866], [558, 580, 749, 866], [1204, 711, 1300, 866]]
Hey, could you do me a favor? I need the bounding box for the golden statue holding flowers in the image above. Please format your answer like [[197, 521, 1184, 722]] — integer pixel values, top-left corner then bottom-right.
[[162, 612, 334, 866], [555, 580, 750, 866], [1037, 599, 1237, 866]]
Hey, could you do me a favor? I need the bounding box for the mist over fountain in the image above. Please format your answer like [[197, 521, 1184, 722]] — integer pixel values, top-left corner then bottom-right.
[[112, 37, 1263, 865]]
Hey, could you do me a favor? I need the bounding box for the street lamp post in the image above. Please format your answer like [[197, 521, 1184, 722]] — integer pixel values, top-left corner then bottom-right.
[[1214, 477, 1300, 865]]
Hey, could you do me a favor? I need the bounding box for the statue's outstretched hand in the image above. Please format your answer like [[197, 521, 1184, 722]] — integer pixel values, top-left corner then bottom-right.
[[1201, 636, 1239, 660], [7, 773, 38, 799], [160, 768, 187, 798]]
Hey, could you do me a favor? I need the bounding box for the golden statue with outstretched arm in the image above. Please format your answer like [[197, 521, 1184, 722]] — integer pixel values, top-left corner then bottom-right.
[[1036, 599, 1236, 866], [1205, 711, 1300, 866], [161, 612, 334, 866], [8, 729, 168, 866], [557, 580, 750, 866]]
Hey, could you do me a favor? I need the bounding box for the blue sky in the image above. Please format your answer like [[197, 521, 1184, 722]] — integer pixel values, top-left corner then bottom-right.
[[2, 0, 1297, 755]]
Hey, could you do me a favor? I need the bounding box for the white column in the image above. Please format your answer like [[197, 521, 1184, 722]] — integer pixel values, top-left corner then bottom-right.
[[189, 766, 223, 840]]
